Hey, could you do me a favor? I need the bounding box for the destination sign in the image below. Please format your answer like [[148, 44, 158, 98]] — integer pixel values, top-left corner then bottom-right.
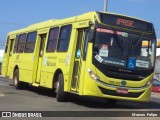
[[98, 12, 153, 32], [117, 18, 134, 27]]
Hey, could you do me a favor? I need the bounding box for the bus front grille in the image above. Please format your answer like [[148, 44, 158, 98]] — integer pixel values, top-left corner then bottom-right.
[[98, 86, 143, 98]]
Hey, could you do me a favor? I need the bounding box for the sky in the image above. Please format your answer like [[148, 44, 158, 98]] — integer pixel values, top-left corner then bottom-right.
[[0, 0, 160, 49]]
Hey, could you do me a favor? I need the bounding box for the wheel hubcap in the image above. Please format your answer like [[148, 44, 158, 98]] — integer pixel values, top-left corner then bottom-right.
[[55, 81, 59, 93], [14, 76, 18, 85]]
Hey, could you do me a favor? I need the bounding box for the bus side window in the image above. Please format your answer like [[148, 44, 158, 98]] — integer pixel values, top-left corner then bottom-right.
[[4, 36, 9, 53], [9, 39, 14, 56], [17, 34, 27, 53], [57, 25, 72, 52], [83, 29, 89, 60], [13, 35, 19, 53], [46, 27, 59, 52], [24, 32, 37, 53]]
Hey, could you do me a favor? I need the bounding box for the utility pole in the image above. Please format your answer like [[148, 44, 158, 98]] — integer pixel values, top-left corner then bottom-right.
[[104, 0, 108, 12]]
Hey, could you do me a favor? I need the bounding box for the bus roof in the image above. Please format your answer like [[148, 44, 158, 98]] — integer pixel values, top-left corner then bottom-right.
[[8, 12, 97, 35], [7, 11, 152, 35]]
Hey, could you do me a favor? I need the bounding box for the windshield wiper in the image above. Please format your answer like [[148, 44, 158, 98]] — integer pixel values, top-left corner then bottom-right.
[[114, 31, 123, 49], [132, 33, 145, 49]]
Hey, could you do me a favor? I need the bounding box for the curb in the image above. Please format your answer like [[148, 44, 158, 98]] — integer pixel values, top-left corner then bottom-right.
[[151, 92, 160, 101], [152, 92, 160, 95], [151, 92, 160, 98]]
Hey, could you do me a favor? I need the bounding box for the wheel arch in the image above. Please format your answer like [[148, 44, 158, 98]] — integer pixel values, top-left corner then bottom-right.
[[13, 65, 19, 78], [14, 65, 19, 71]]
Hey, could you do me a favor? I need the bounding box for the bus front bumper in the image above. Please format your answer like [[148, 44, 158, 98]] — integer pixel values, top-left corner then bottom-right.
[[83, 78, 152, 102]]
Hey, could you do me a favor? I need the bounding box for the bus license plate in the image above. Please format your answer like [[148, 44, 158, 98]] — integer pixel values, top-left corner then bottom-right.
[[117, 88, 128, 94]]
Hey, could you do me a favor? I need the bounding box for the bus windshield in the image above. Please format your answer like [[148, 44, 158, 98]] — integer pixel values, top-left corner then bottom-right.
[[93, 28, 156, 70]]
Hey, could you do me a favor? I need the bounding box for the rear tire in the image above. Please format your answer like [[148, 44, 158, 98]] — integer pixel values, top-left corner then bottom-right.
[[13, 69, 22, 89], [56, 73, 67, 102]]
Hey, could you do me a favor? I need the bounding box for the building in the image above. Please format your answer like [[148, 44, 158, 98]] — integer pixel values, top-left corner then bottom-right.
[[152, 39, 160, 92], [154, 39, 160, 80], [157, 39, 160, 56]]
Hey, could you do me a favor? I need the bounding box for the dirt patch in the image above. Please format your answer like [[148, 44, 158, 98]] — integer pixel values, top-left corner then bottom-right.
[[0, 92, 4, 97]]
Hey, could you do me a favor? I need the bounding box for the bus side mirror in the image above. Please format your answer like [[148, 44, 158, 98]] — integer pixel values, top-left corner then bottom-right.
[[88, 29, 94, 42], [88, 21, 95, 42]]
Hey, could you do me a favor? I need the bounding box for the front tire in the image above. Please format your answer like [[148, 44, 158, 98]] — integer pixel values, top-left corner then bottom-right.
[[56, 73, 67, 102]]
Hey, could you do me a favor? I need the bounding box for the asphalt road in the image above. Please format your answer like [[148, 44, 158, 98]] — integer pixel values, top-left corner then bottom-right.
[[0, 76, 160, 120]]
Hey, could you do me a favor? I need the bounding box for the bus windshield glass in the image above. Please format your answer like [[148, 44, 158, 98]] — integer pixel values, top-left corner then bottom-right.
[[93, 28, 156, 70]]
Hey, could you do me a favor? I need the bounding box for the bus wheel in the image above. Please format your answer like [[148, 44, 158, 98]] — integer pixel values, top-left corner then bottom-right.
[[13, 69, 22, 89], [106, 99, 117, 105], [56, 73, 67, 102]]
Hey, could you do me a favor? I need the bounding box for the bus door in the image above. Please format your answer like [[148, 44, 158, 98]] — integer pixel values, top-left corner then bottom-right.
[[35, 34, 46, 84], [2, 37, 14, 76], [71, 29, 88, 92]]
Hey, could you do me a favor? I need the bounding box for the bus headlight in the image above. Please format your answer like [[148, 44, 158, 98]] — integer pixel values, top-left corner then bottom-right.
[[146, 78, 153, 86], [87, 68, 99, 81]]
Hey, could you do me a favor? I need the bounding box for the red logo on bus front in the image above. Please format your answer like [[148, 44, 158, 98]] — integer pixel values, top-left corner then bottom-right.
[[117, 18, 134, 27], [117, 88, 128, 94]]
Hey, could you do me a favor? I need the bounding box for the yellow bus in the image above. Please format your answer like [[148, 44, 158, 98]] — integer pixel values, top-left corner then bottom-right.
[[2, 11, 157, 104]]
